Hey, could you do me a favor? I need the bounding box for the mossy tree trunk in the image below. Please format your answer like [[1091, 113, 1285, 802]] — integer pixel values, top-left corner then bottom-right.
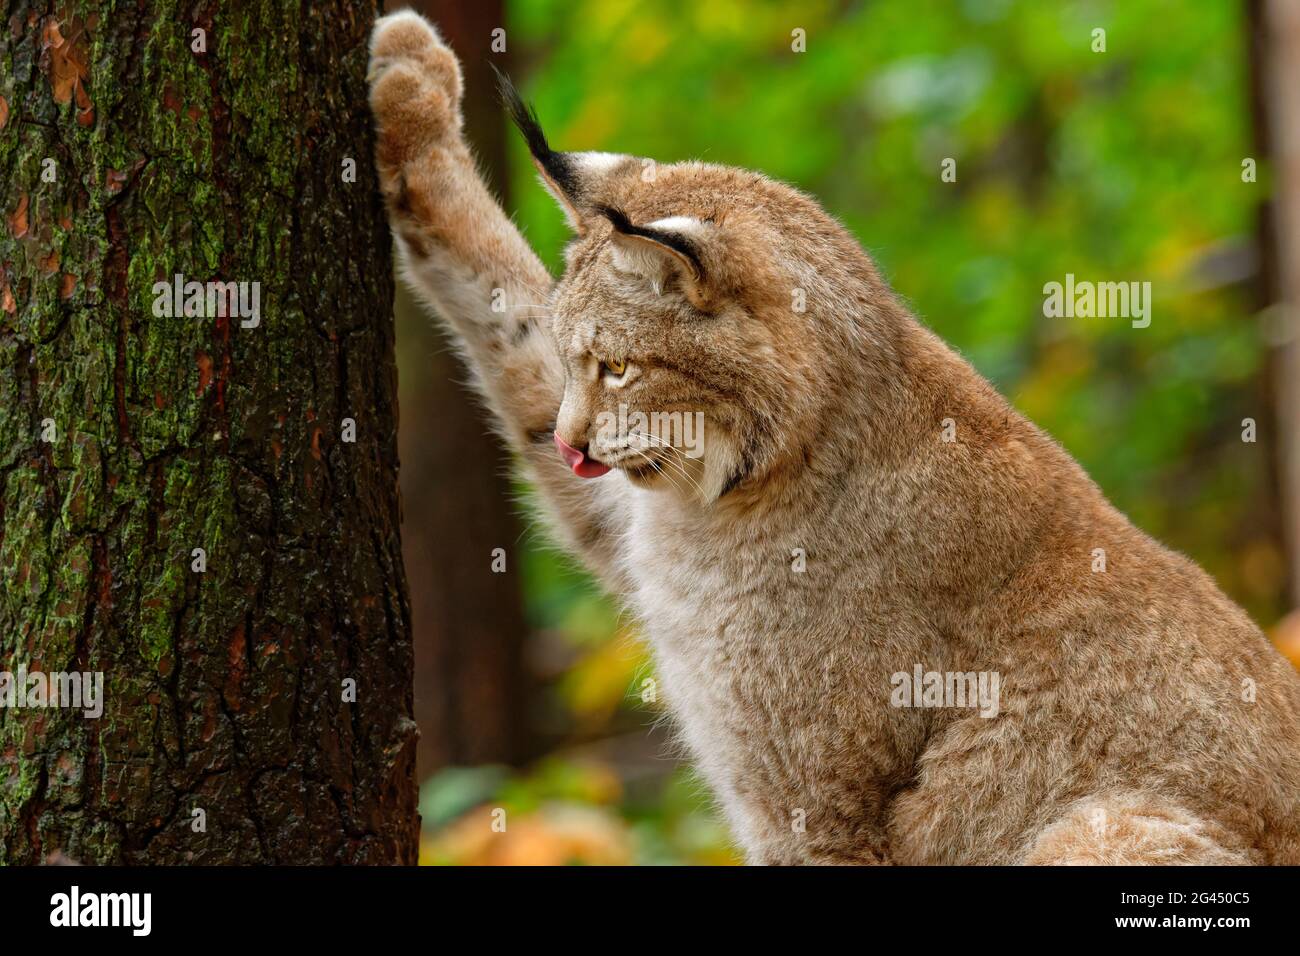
[[0, 0, 418, 863]]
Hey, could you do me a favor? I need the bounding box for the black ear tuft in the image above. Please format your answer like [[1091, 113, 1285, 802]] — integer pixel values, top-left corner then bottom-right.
[[594, 205, 705, 278], [593, 204, 635, 234], [493, 65, 579, 199]]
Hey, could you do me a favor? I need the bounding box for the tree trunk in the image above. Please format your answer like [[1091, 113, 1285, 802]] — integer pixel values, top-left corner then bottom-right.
[[389, 0, 535, 776], [0, 0, 417, 864], [1254, 0, 1300, 608]]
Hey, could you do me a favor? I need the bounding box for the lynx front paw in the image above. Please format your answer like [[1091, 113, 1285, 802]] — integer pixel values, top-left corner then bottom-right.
[[368, 10, 464, 168]]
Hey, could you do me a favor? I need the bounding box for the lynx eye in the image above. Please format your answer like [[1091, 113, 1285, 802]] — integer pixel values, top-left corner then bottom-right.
[[603, 358, 627, 377]]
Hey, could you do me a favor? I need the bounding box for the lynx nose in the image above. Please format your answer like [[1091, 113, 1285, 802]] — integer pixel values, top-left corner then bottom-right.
[[554, 433, 611, 479]]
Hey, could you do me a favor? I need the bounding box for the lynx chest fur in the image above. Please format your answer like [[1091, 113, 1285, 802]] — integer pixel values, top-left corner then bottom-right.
[[624, 488, 937, 864]]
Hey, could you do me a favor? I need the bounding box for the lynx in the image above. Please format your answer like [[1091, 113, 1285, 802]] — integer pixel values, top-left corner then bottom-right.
[[368, 10, 1300, 864]]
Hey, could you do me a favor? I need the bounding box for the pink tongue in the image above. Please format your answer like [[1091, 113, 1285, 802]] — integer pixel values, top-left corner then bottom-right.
[[554, 433, 611, 478]]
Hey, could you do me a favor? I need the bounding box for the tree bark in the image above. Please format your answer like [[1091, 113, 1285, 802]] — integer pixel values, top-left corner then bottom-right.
[[0, 0, 417, 864]]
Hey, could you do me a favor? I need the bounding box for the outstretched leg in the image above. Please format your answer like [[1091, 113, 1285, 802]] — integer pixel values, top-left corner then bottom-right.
[[1024, 792, 1254, 865], [367, 11, 627, 587]]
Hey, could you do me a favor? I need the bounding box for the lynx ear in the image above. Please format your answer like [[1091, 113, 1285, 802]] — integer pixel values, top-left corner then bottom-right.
[[596, 206, 713, 307], [496, 71, 715, 305], [497, 68, 629, 234]]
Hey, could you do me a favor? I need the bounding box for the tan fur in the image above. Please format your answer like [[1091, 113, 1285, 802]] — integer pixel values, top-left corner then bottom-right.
[[369, 11, 1300, 865]]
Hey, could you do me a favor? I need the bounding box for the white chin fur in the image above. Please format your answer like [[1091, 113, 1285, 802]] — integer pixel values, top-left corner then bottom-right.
[[699, 428, 742, 502]]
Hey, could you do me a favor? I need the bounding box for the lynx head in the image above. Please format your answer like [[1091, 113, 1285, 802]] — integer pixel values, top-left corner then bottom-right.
[[501, 75, 892, 504]]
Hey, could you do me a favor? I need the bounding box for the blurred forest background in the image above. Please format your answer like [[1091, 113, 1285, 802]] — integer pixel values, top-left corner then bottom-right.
[[386, 0, 1300, 864]]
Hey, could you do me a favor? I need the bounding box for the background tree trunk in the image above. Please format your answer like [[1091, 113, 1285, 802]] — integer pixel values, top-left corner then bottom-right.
[[1254, 0, 1300, 610], [0, 0, 417, 864], [388, 0, 535, 776]]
